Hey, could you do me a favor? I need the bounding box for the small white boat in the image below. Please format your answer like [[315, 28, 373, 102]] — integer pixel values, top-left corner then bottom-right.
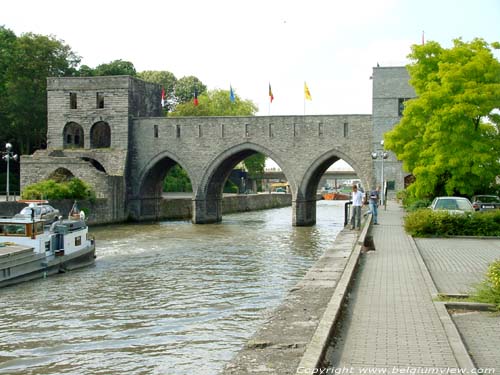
[[0, 203, 96, 288]]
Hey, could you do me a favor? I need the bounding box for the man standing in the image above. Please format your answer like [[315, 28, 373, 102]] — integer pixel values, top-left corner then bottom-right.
[[350, 184, 364, 230], [369, 186, 380, 225]]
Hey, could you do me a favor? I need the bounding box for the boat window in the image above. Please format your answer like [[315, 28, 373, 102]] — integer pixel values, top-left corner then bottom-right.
[[35, 222, 44, 234], [75, 236, 81, 246], [1, 224, 27, 236], [45, 241, 50, 251]]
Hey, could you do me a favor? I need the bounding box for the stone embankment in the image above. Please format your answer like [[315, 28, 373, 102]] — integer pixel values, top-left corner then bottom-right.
[[0, 193, 292, 225]]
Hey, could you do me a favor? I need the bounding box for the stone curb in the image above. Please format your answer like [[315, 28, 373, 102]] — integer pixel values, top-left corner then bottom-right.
[[408, 235, 476, 371], [444, 301, 497, 312], [296, 214, 372, 371]]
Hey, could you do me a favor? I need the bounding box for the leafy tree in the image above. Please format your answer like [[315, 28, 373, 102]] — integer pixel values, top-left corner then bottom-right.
[[385, 38, 500, 199], [163, 165, 192, 192], [138, 70, 178, 112], [77, 64, 94, 77], [93, 59, 137, 76], [174, 75, 207, 104], [1, 30, 80, 155], [170, 88, 257, 116]]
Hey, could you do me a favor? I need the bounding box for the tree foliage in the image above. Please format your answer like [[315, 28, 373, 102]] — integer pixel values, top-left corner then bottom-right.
[[174, 75, 207, 104], [22, 178, 95, 200], [92, 59, 137, 76], [163, 164, 192, 192], [385, 38, 500, 199], [170, 88, 257, 116]]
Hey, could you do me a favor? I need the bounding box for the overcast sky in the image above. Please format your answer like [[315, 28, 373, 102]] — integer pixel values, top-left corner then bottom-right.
[[3, 0, 499, 118]]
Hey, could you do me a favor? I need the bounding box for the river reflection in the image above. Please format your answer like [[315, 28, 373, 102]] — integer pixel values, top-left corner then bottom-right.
[[0, 200, 346, 375]]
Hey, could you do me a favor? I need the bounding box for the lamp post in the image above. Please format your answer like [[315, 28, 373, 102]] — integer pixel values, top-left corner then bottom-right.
[[2, 143, 18, 201], [371, 140, 388, 208]]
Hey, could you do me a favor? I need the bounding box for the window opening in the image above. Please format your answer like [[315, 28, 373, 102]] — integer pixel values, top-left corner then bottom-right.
[[70, 92, 77, 109], [97, 92, 104, 109]]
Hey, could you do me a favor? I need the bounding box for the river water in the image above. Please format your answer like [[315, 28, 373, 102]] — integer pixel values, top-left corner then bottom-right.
[[0, 200, 346, 375]]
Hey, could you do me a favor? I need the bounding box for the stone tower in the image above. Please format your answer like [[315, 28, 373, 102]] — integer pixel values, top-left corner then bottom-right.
[[21, 76, 162, 222], [371, 66, 416, 195]]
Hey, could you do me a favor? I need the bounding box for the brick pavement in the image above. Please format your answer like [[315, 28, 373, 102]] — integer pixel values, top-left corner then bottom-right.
[[451, 311, 500, 371], [415, 238, 500, 295], [414, 237, 500, 371], [324, 201, 467, 372]]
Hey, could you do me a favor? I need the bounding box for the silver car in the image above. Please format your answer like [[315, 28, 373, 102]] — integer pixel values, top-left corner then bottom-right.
[[430, 197, 474, 214], [17, 204, 61, 224]]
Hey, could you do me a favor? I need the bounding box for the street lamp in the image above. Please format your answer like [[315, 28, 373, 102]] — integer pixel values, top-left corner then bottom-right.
[[371, 140, 388, 208], [2, 143, 18, 201]]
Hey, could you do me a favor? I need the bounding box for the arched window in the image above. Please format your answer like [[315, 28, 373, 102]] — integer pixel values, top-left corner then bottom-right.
[[63, 122, 84, 149], [90, 121, 111, 148]]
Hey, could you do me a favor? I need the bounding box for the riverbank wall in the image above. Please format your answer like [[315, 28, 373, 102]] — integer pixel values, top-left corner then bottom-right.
[[0, 193, 292, 225]]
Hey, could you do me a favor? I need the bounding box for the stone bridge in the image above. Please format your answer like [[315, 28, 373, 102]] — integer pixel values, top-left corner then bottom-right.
[[20, 67, 414, 226], [128, 115, 372, 225]]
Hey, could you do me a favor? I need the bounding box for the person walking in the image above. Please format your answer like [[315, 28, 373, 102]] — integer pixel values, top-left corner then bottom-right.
[[350, 184, 364, 230], [368, 185, 380, 225]]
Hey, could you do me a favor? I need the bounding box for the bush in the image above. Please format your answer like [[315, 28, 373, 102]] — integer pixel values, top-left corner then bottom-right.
[[471, 260, 500, 310], [397, 189, 431, 212], [404, 209, 500, 237], [22, 178, 95, 201]]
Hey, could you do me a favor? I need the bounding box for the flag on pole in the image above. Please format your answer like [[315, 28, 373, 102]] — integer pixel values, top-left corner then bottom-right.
[[304, 82, 312, 101], [193, 88, 199, 106], [269, 83, 274, 103], [161, 87, 166, 107], [229, 85, 235, 103]]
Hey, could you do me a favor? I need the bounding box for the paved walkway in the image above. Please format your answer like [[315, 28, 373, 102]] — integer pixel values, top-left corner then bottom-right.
[[324, 201, 471, 373], [415, 237, 500, 371]]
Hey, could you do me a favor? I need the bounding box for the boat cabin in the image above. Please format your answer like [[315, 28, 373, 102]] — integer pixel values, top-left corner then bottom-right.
[[0, 218, 45, 238]]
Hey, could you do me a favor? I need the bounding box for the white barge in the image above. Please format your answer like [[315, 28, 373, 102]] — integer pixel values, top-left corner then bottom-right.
[[0, 207, 96, 288]]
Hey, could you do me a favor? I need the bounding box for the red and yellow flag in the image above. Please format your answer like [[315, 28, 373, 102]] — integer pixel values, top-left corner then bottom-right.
[[269, 83, 274, 103]]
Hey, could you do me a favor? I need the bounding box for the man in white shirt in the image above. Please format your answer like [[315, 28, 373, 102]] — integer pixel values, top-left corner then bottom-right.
[[350, 184, 364, 230]]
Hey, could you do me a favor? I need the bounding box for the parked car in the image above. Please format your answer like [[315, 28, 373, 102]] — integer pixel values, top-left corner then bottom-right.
[[471, 195, 500, 211], [15, 203, 61, 224], [429, 197, 474, 214]]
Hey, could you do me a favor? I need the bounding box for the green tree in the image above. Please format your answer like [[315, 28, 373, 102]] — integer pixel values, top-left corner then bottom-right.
[[163, 164, 192, 192], [385, 38, 500, 199], [170, 88, 257, 116], [138, 70, 178, 112], [0, 26, 17, 146], [174, 75, 207, 104], [1, 30, 80, 155], [93, 59, 137, 76]]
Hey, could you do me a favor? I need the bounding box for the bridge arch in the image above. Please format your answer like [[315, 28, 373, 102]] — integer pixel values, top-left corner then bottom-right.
[[194, 142, 294, 224], [294, 149, 369, 226], [131, 150, 195, 221]]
